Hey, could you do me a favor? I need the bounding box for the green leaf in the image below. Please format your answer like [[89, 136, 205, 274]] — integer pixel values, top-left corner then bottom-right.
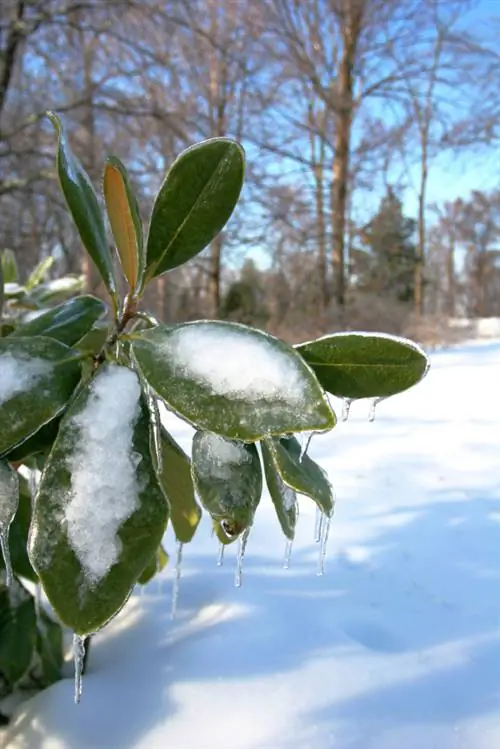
[[36, 610, 64, 685], [265, 435, 334, 517], [261, 441, 298, 540], [47, 112, 117, 305], [4, 415, 62, 463], [74, 321, 110, 356], [12, 295, 107, 347], [137, 544, 169, 585], [296, 332, 429, 400], [104, 156, 144, 292], [2, 475, 37, 582], [29, 364, 169, 634], [0, 582, 37, 686], [132, 322, 335, 441], [2, 250, 18, 284], [153, 424, 201, 543], [29, 275, 86, 305], [0, 337, 81, 456], [191, 431, 262, 539], [144, 138, 245, 280], [25, 257, 55, 291]]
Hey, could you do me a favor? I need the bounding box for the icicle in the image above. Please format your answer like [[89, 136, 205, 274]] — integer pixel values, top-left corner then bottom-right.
[[29, 469, 38, 505], [314, 505, 323, 543], [217, 542, 225, 567], [171, 541, 183, 620], [368, 397, 384, 422], [299, 431, 314, 463], [283, 538, 293, 569], [234, 527, 251, 588], [35, 582, 42, 621], [0, 529, 13, 588], [341, 398, 353, 422], [317, 515, 332, 577], [73, 634, 86, 705]]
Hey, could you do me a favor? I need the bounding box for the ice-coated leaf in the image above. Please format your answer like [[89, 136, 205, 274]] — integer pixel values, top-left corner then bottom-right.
[[25, 257, 55, 290], [29, 275, 85, 305], [12, 295, 107, 347], [0, 337, 81, 456], [47, 112, 117, 305], [1, 249, 18, 284], [29, 364, 168, 634], [154, 425, 201, 543], [265, 435, 334, 517], [132, 322, 335, 441], [4, 414, 62, 463], [36, 609, 64, 685], [144, 138, 245, 280], [104, 156, 143, 292], [296, 332, 429, 400], [1, 475, 36, 582], [138, 544, 169, 585], [261, 441, 298, 540], [191, 431, 262, 540], [0, 582, 37, 686], [74, 321, 110, 356]]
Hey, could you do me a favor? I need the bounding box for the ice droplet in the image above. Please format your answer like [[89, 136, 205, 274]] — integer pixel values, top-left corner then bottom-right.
[[171, 540, 183, 620], [341, 398, 353, 422], [299, 431, 314, 462], [217, 542, 225, 567], [0, 529, 13, 588], [73, 634, 86, 704], [317, 515, 332, 576], [234, 527, 251, 588], [368, 397, 384, 422], [283, 538, 293, 569], [314, 505, 323, 543]]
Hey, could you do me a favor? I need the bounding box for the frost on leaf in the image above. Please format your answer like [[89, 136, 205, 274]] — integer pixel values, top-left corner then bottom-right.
[[29, 364, 168, 635], [0, 353, 51, 406]]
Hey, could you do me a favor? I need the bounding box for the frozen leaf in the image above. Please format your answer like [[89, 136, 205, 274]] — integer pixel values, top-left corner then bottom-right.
[[145, 138, 245, 280], [0, 461, 19, 586], [29, 364, 168, 634], [47, 112, 117, 306], [132, 322, 335, 441], [5, 415, 62, 464], [103, 156, 143, 292], [192, 431, 262, 540], [0, 337, 81, 456], [265, 435, 334, 517], [296, 332, 429, 400], [0, 475, 36, 582], [12, 295, 107, 347], [138, 544, 169, 586], [261, 441, 298, 541], [36, 609, 64, 686], [0, 581, 37, 687]]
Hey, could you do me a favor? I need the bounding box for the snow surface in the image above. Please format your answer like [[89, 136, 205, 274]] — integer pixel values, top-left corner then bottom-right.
[[170, 325, 310, 402], [4, 339, 500, 749], [0, 353, 50, 405], [64, 365, 142, 585]]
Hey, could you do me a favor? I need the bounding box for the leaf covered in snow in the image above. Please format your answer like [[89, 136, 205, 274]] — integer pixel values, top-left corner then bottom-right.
[[29, 364, 168, 635], [191, 431, 262, 542], [265, 435, 334, 517], [145, 138, 245, 280], [296, 332, 429, 399], [12, 295, 107, 347], [132, 321, 335, 441], [261, 441, 298, 541], [0, 337, 81, 456]]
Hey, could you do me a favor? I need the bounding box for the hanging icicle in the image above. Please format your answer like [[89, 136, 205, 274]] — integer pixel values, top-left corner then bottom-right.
[[283, 538, 293, 570], [299, 431, 314, 463], [341, 398, 353, 422], [368, 397, 384, 422], [234, 527, 251, 588], [171, 540, 184, 620], [314, 505, 323, 543], [73, 634, 86, 705], [317, 515, 332, 577], [0, 530, 13, 588], [217, 542, 225, 567]]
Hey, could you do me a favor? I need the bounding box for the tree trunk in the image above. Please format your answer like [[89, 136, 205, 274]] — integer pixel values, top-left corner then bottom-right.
[[446, 237, 455, 318], [415, 152, 428, 317], [208, 234, 223, 318]]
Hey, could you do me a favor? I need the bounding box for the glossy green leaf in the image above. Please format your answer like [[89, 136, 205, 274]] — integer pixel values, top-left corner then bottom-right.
[[2, 475, 37, 582], [261, 441, 298, 540], [74, 321, 110, 356], [153, 425, 201, 543], [132, 322, 335, 441], [36, 609, 63, 686], [47, 112, 117, 305], [138, 544, 169, 585], [104, 156, 143, 292], [145, 138, 245, 280], [29, 275, 86, 305], [0, 582, 37, 686], [1, 250, 18, 284], [12, 295, 107, 347], [265, 435, 334, 517], [191, 431, 262, 539], [296, 332, 429, 400], [29, 364, 168, 634], [25, 257, 55, 291], [0, 337, 81, 456], [4, 415, 62, 463]]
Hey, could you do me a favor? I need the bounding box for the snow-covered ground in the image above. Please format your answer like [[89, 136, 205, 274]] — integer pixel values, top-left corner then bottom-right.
[[4, 339, 500, 749]]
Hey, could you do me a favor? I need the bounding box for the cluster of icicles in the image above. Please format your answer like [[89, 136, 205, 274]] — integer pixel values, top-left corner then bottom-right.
[[0, 396, 385, 706]]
